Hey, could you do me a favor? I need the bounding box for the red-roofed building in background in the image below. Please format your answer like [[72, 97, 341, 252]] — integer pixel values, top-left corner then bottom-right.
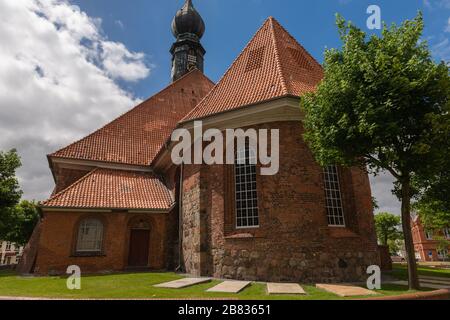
[[411, 217, 450, 262], [26, 1, 379, 283]]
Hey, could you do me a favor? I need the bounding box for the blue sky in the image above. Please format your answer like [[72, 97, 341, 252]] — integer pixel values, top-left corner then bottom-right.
[[72, 0, 449, 99]]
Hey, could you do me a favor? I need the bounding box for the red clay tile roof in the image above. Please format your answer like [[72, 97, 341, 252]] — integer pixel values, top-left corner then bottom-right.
[[41, 168, 174, 210], [51, 69, 214, 166], [181, 17, 323, 122]]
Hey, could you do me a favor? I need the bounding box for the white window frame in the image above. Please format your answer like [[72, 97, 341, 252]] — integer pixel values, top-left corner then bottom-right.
[[235, 146, 259, 229], [76, 219, 104, 253], [425, 230, 433, 240], [443, 228, 450, 239], [437, 249, 448, 260], [5, 242, 11, 251], [323, 165, 346, 227]]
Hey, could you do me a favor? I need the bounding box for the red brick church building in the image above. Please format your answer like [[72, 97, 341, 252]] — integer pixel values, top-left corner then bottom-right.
[[27, 0, 379, 282]]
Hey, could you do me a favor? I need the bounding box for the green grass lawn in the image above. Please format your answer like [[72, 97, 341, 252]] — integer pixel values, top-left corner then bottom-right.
[[391, 263, 450, 280], [0, 270, 422, 300]]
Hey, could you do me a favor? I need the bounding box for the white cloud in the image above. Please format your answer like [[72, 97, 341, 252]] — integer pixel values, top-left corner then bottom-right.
[[101, 41, 150, 82], [370, 172, 401, 215], [446, 17, 450, 32], [424, 0, 450, 9], [0, 0, 151, 201], [432, 38, 450, 61], [115, 19, 124, 30]]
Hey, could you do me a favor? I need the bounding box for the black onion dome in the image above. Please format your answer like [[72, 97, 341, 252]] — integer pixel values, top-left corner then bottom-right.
[[171, 0, 205, 39]]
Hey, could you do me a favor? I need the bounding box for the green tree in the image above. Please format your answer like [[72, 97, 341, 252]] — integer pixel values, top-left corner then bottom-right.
[[374, 212, 402, 249], [301, 13, 450, 289], [436, 237, 450, 261], [0, 149, 23, 238], [3, 200, 40, 246], [372, 196, 379, 211], [0, 149, 22, 211], [0, 149, 40, 245], [414, 163, 450, 229], [387, 239, 404, 256]]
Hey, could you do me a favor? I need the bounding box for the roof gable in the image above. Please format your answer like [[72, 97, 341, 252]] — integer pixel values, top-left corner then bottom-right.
[[51, 69, 214, 166], [181, 17, 323, 122]]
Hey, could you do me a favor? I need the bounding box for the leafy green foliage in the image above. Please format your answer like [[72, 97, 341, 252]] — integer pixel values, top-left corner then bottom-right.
[[1, 200, 40, 246], [436, 237, 450, 261], [302, 13, 449, 180], [0, 149, 22, 210], [387, 239, 404, 256], [0, 149, 39, 245], [374, 212, 402, 248], [414, 163, 450, 229]]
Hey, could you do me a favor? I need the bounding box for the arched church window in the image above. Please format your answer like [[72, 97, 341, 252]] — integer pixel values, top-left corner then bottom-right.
[[323, 165, 346, 226], [76, 219, 104, 253], [235, 145, 259, 228]]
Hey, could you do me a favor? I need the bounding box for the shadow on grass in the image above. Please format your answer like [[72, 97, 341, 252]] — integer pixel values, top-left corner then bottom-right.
[[390, 263, 450, 281], [0, 270, 16, 278]]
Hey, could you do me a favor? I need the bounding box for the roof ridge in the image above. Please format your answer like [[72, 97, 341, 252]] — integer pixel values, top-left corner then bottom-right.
[[271, 17, 323, 71], [178, 17, 324, 123], [268, 17, 289, 95], [41, 168, 100, 206], [50, 69, 214, 159], [180, 18, 273, 123]]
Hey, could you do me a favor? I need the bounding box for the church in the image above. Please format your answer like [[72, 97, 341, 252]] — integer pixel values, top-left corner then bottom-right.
[[27, 0, 379, 283]]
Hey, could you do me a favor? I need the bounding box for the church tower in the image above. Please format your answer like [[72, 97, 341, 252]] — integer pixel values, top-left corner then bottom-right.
[[170, 0, 206, 82]]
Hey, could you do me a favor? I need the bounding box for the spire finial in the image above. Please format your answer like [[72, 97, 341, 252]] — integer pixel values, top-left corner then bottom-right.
[[170, 0, 206, 82], [171, 0, 205, 39]]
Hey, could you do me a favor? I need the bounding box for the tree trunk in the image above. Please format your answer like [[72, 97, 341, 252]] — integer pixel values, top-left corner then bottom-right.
[[400, 177, 420, 290]]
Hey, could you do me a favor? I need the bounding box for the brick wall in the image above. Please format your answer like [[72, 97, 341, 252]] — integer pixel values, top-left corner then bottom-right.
[[34, 211, 167, 275], [162, 166, 180, 270], [181, 121, 379, 283], [378, 245, 392, 271], [53, 166, 90, 194], [181, 164, 202, 276], [412, 218, 450, 262]]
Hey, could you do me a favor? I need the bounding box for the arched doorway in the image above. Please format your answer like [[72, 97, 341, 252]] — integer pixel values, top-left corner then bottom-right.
[[127, 218, 151, 267]]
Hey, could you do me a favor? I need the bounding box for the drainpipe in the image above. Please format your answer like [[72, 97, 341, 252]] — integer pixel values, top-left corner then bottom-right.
[[175, 163, 184, 273]]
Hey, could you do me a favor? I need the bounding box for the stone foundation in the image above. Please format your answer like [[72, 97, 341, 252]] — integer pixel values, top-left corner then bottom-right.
[[213, 246, 379, 283]]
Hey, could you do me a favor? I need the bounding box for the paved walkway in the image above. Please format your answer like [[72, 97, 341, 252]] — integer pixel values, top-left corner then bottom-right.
[[154, 277, 211, 289], [386, 275, 450, 290], [316, 283, 377, 297], [207, 281, 251, 293], [267, 283, 306, 295], [154, 276, 386, 297]]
